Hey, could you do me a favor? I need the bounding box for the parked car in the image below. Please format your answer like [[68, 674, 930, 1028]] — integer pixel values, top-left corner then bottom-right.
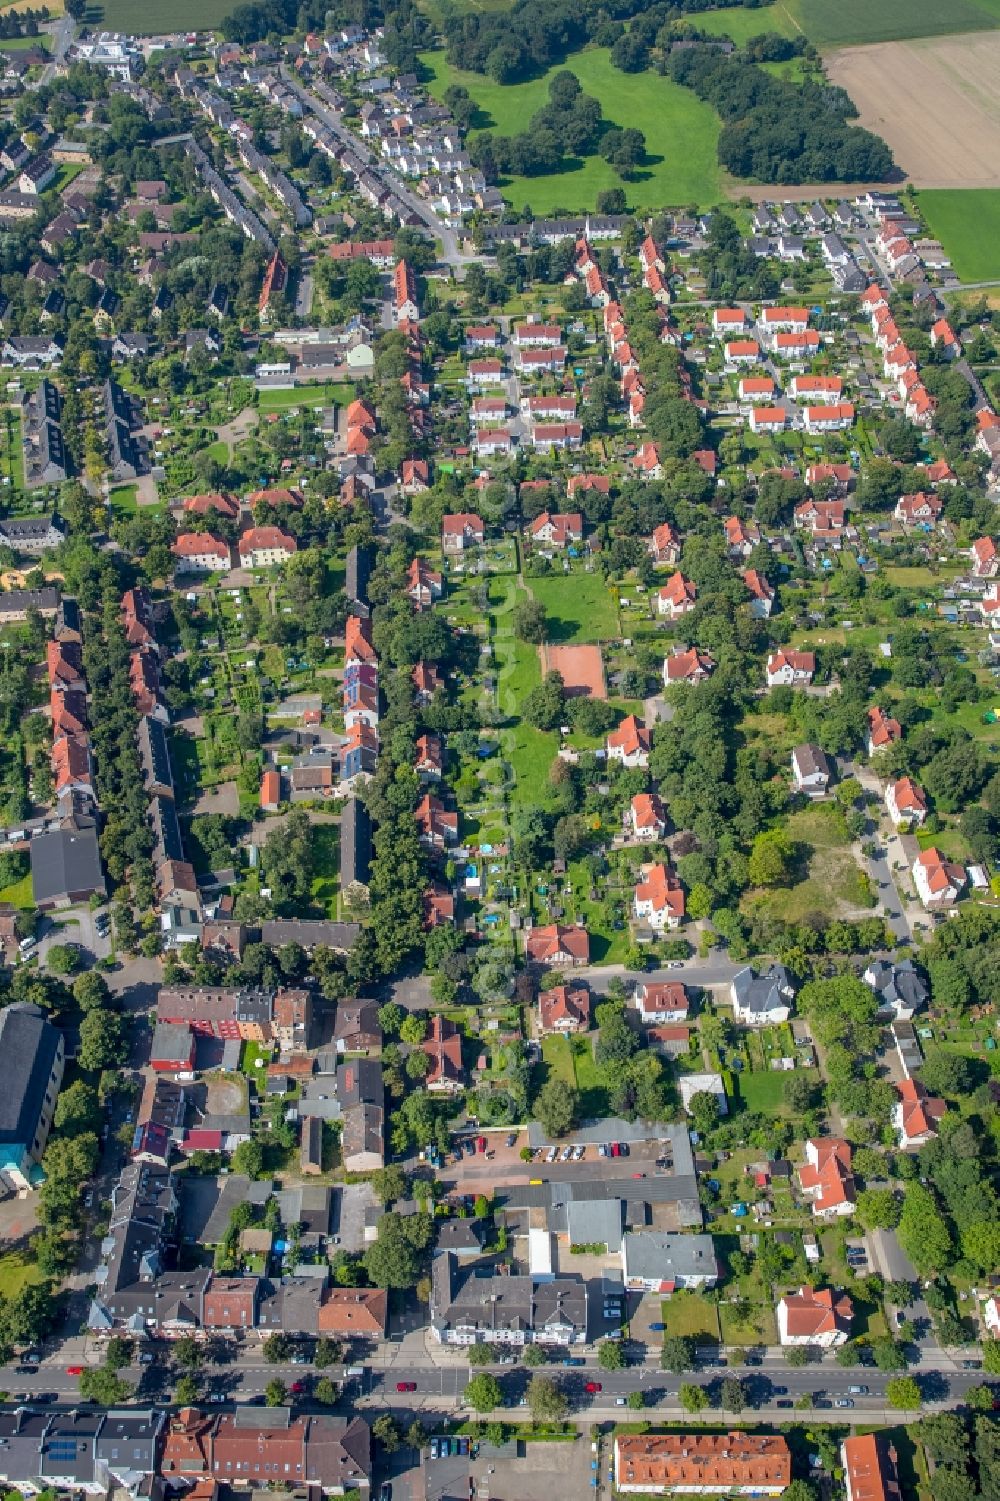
[[648, 1323, 665, 1332], [396, 1382, 417, 1392], [584, 1382, 602, 1394], [834, 1399, 854, 1409], [65, 1366, 83, 1376], [506, 1134, 517, 1148]]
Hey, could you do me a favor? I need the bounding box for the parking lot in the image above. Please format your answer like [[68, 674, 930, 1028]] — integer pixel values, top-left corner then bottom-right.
[[424, 1436, 596, 1501]]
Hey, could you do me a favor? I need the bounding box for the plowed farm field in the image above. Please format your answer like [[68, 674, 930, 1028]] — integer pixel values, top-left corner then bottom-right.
[[826, 31, 1000, 187]]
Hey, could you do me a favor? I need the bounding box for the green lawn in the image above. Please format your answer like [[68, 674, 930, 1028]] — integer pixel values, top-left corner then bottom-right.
[[0, 1250, 44, 1298], [695, 4, 801, 44], [420, 46, 721, 210], [719, 1299, 777, 1347], [89, 0, 235, 29], [0, 34, 50, 50], [0, 871, 33, 909], [734, 1069, 788, 1114], [257, 382, 355, 413], [917, 189, 1000, 283], [109, 484, 139, 518], [661, 1291, 721, 1342], [528, 572, 620, 644], [741, 803, 871, 925], [310, 823, 339, 919], [570, 1034, 610, 1118], [540, 1032, 576, 1087]]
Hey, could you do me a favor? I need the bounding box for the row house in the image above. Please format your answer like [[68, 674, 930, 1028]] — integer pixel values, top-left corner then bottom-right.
[[614, 1433, 790, 1496], [393, 259, 419, 323], [803, 401, 854, 434], [738, 375, 774, 405], [514, 345, 566, 376]]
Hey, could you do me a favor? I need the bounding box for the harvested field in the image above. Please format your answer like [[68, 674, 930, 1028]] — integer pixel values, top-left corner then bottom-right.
[[827, 32, 1000, 188], [540, 642, 607, 699]]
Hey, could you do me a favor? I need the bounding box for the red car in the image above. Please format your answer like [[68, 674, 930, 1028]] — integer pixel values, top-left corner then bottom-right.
[[584, 1382, 602, 1394], [66, 1366, 84, 1376], [477, 1136, 487, 1154], [396, 1382, 417, 1392], [289, 1381, 305, 1394], [610, 1142, 620, 1157]]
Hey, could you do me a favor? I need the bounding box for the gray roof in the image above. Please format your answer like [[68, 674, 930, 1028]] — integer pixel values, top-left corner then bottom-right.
[[431, 1252, 586, 1339], [30, 824, 105, 905], [259, 918, 360, 951], [150, 1021, 194, 1064], [865, 959, 928, 1012], [340, 796, 372, 890], [0, 587, 60, 616], [0, 1003, 61, 1148], [137, 715, 173, 795], [792, 743, 830, 780], [622, 1230, 717, 1281], [526, 1116, 682, 1149], [179, 1173, 273, 1244], [565, 1196, 624, 1250], [731, 963, 796, 1015]]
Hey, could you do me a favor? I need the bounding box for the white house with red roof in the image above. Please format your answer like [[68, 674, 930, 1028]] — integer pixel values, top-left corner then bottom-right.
[[442, 513, 485, 554], [804, 402, 854, 434], [406, 557, 442, 608], [797, 1137, 855, 1217], [930, 318, 960, 358], [633, 981, 688, 1025], [867, 706, 901, 756], [742, 569, 774, 619], [633, 862, 685, 932], [422, 1015, 464, 1093], [794, 498, 846, 535], [663, 646, 714, 685], [529, 511, 584, 550], [607, 715, 651, 769], [789, 375, 842, 402], [724, 516, 760, 558], [895, 491, 942, 526], [971, 537, 999, 578], [649, 522, 681, 565], [759, 305, 809, 335], [634, 442, 662, 479], [237, 527, 297, 567], [171, 533, 232, 573], [414, 793, 458, 850], [738, 375, 775, 405], [712, 307, 746, 335], [894, 1077, 946, 1150], [766, 650, 815, 687], [913, 847, 965, 909], [628, 792, 667, 843], [725, 339, 760, 366], [525, 923, 590, 967], [538, 984, 590, 1035], [512, 321, 563, 347], [777, 1286, 852, 1348], [886, 776, 927, 828], [474, 426, 513, 458], [773, 329, 821, 359], [656, 572, 697, 618], [749, 406, 787, 434], [806, 463, 852, 493]]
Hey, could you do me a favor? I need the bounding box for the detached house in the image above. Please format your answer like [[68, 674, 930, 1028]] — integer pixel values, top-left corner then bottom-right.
[[406, 557, 442, 609], [971, 537, 999, 578], [633, 981, 688, 1025], [912, 846, 965, 909], [791, 742, 830, 797], [730, 964, 795, 1026], [894, 1077, 946, 1150], [656, 572, 697, 619], [422, 1015, 465, 1093], [863, 958, 928, 1022], [766, 649, 815, 688], [606, 715, 651, 768], [777, 1286, 852, 1348], [633, 862, 685, 932], [895, 491, 941, 527], [414, 793, 458, 850], [797, 1137, 855, 1217], [525, 923, 590, 967], [743, 569, 774, 619], [628, 792, 666, 842], [441, 513, 485, 554], [867, 705, 901, 755], [663, 646, 714, 686], [538, 984, 590, 1035], [649, 522, 681, 564], [529, 511, 583, 550], [886, 776, 927, 827]]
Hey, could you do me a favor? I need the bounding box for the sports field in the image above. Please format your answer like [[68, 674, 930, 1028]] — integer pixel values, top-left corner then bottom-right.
[[918, 189, 1000, 281], [420, 46, 721, 210], [90, 0, 234, 29], [827, 30, 1000, 188]]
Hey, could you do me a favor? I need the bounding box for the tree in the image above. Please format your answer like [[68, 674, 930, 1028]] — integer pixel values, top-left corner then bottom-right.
[[400, 1014, 428, 1046], [679, 1382, 708, 1414], [748, 829, 796, 887], [533, 1078, 578, 1139], [73, 971, 111, 1013], [314, 1339, 343, 1369], [265, 1378, 288, 1407], [174, 1374, 200, 1405], [598, 1339, 625, 1371], [785, 1345, 810, 1367], [527, 1374, 568, 1424], [721, 1375, 746, 1412], [465, 1372, 502, 1412], [522, 1344, 546, 1367], [79, 1368, 133, 1406], [407, 1420, 428, 1450], [105, 1337, 134, 1371], [314, 1377, 338, 1405], [898, 1182, 952, 1276], [45, 943, 80, 975], [467, 1343, 496, 1366], [835, 1344, 861, 1367], [661, 1336, 694, 1373], [54, 1079, 100, 1135], [871, 1338, 907, 1372], [78, 1009, 126, 1072], [967, 1385, 994, 1411], [173, 1336, 202, 1370], [886, 1376, 922, 1410], [856, 1189, 901, 1231], [263, 1333, 292, 1363], [371, 1164, 409, 1205], [373, 1415, 402, 1453], [687, 1091, 720, 1136], [627, 1390, 645, 1410], [514, 597, 548, 643], [232, 1139, 266, 1179]]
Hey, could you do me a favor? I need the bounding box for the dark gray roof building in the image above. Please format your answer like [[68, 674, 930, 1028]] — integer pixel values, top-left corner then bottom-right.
[[431, 1251, 586, 1345], [340, 796, 371, 896], [30, 824, 106, 909]]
